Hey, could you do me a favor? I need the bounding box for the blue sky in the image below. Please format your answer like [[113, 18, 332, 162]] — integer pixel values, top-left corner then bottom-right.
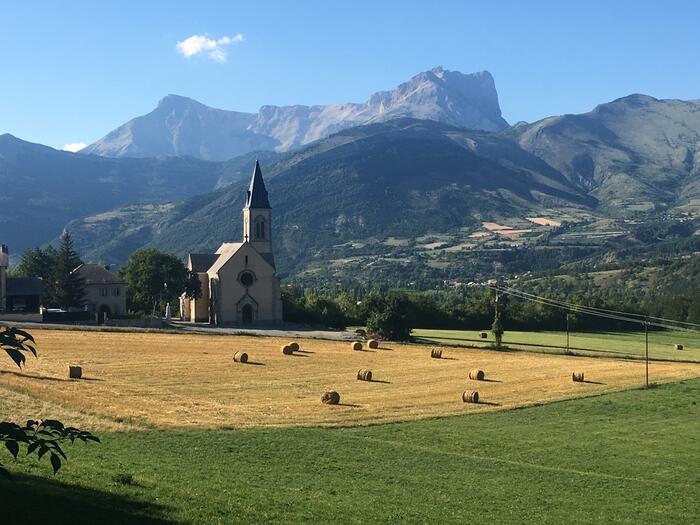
[[1, 0, 698, 150]]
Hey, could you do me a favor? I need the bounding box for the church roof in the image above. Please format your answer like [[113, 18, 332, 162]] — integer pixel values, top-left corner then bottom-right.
[[189, 253, 220, 273], [244, 160, 271, 209], [207, 242, 275, 276]]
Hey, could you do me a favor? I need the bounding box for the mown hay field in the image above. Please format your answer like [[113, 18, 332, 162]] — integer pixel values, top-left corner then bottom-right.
[[1, 329, 699, 430]]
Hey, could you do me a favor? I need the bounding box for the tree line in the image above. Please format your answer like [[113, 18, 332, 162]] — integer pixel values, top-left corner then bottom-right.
[[12, 233, 200, 315]]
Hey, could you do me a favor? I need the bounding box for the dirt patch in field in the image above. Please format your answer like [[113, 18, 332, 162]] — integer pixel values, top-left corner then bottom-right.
[[1, 329, 698, 430], [482, 222, 511, 231], [526, 217, 562, 227]]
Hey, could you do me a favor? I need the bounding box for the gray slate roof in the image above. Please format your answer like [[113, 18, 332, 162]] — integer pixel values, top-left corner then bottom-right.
[[189, 253, 220, 272], [244, 160, 271, 209], [74, 263, 125, 284], [6, 277, 42, 296]]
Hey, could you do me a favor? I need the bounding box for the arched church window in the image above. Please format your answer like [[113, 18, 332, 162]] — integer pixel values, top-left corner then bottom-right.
[[254, 216, 266, 240]]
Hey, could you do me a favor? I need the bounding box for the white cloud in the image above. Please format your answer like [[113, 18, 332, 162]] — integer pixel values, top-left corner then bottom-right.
[[63, 142, 86, 152], [176, 34, 243, 63]]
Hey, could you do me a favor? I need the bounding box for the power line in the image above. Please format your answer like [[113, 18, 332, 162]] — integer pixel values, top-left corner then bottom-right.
[[496, 285, 700, 328], [488, 284, 700, 333]]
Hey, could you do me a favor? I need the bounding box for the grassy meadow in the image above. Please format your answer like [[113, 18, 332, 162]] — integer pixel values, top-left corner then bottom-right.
[[413, 328, 700, 362], [1, 379, 698, 524]]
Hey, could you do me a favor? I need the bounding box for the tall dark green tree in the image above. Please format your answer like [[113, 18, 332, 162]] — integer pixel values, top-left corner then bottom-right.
[[120, 248, 197, 314], [53, 231, 85, 308], [14, 246, 59, 306], [366, 293, 413, 341]]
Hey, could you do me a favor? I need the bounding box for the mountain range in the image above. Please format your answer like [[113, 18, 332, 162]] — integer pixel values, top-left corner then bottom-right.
[[81, 67, 508, 160], [66, 118, 595, 270], [2, 67, 699, 280]]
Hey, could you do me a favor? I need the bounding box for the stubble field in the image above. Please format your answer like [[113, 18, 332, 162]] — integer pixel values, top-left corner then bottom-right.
[[1, 329, 699, 431]]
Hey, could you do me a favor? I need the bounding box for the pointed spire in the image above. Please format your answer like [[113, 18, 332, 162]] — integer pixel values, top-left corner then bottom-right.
[[244, 160, 271, 209]]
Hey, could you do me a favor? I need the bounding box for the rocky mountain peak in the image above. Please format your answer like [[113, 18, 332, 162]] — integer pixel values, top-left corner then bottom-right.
[[82, 67, 509, 160]]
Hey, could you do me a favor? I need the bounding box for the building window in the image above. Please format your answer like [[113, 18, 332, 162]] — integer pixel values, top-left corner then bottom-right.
[[112, 287, 120, 296], [254, 216, 266, 240], [239, 271, 255, 287], [100, 287, 109, 297]]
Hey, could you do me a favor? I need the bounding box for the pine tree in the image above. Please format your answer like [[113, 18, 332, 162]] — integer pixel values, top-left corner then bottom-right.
[[53, 231, 85, 309], [15, 246, 59, 306]]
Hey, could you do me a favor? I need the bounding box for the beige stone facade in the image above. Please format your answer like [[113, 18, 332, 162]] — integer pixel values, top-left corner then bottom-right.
[[75, 263, 127, 318], [181, 162, 283, 325]]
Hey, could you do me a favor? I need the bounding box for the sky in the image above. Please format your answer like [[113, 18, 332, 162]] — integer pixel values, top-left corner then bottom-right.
[[1, 0, 699, 150]]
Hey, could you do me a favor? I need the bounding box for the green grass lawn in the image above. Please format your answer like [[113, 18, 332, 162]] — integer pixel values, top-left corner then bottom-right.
[[3, 380, 699, 524], [413, 328, 700, 362]]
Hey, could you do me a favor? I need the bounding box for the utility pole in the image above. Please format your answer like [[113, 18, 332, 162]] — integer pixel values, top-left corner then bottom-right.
[[644, 319, 649, 388], [566, 313, 570, 353]]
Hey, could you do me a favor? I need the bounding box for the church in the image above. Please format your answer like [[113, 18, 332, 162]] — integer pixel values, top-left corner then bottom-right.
[[181, 161, 283, 325]]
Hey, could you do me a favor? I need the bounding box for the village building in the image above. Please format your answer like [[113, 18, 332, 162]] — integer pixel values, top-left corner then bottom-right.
[[181, 161, 283, 325], [74, 263, 127, 320], [0, 244, 43, 313]]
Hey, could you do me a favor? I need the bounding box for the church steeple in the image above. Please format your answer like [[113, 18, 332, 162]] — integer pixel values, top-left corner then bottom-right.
[[245, 160, 271, 209], [242, 161, 272, 254]]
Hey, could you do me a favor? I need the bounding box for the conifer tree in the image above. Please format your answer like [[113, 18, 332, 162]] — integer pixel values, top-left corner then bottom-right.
[[53, 231, 85, 308]]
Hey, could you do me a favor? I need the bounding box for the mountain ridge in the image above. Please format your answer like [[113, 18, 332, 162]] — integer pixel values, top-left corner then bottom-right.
[[81, 67, 509, 161]]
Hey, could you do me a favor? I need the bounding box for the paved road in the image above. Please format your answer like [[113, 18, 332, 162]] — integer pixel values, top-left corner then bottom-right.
[[173, 322, 356, 341], [1, 319, 357, 341]]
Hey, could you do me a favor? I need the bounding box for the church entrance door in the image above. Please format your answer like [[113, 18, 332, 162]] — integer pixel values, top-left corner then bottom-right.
[[242, 304, 253, 324]]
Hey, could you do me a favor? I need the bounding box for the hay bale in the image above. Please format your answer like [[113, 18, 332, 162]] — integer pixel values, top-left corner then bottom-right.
[[367, 339, 379, 349], [233, 351, 248, 363], [357, 368, 373, 381], [288, 342, 300, 352], [68, 365, 82, 379], [321, 391, 340, 405], [462, 390, 479, 403], [480, 331, 488, 339], [469, 369, 485, 380], [430, 348, 443, 359], [572, 372, 585, 382], [675, 344, 684, 350], [281, 344, 295, 355], [351, 341, 363, 351]]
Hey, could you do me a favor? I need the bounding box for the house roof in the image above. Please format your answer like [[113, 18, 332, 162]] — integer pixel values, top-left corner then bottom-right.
[[244, 160, 271, 209], [189, 253, 220, 273], [74, 263, 125, 284], [6, 277, 42, 296]]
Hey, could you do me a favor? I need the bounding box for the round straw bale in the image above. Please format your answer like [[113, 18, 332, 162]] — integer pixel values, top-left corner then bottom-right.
[[288, 342, 300, 352], [68, 365, 82, 379], [675, 344, 684, 350], [233, 351, 248, 363], [469, 369, 485, 380], [480, 331, 488, 339], [572, 372, 585, 382], [321, 391, 340, 405], [462, 390, 479, 403], [367, 339, 379, 349], [357, 368, 372, 381], [281, 344, 294, 355], [351, 341, 363, 351], [430, 348, 443, 359]]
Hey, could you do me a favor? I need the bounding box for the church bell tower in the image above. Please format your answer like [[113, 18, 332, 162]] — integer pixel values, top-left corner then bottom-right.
[[242, 160, 272, 255]]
